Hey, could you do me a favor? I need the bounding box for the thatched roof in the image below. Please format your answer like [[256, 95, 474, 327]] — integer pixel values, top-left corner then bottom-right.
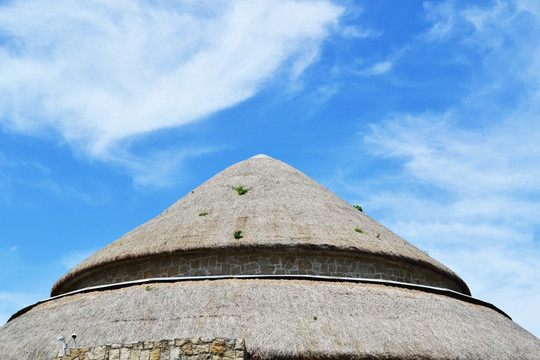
[[52, 155, 468, 296], [2, 154, 539, 359], [1, 279, 539, 359]]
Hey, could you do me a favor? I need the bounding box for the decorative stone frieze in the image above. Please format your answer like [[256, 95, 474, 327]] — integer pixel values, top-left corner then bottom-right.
[[59, 248, 465, 294], [53, 337, 245, 360]]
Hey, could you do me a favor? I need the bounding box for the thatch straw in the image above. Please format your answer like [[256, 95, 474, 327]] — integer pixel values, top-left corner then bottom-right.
[[1, 279, 539, 359], [52, 155, 468, 296]]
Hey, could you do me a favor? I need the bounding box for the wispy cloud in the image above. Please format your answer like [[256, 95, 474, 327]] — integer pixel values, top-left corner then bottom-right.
[[107, 144, 220, 188], [351, 60, 393, 77], [0, 151, 107, 205], [0, 0, 343, 168], [340, 25, 380, 39], [364, 61, 393, 76], [61, 249, 98, 270], [0, 291, 41, 326], [342, 0, 540, 335]]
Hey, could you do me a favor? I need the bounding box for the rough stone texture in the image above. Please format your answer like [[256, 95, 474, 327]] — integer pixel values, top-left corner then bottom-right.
[[53, 337, 245, 360], [65, 249, 462, 293]]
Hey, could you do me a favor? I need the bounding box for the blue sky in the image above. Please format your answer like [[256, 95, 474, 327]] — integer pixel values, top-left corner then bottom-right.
[[1, 0, 539, 338]]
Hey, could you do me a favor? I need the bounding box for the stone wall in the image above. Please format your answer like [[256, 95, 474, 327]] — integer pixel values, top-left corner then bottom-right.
[[60, 249, 465, 294], [53, 337, 245, 360]]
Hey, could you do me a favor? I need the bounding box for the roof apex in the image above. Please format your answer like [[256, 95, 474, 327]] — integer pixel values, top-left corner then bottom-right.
[[250, 154, 272, 159]]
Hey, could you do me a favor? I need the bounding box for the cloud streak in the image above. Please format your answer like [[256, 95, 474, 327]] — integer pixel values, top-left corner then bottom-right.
[[0, 0, 343, 158], [351, 0, 540, 336]]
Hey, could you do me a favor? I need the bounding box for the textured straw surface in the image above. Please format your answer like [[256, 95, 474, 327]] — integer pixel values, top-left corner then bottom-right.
[[52, 155, 468, 296], [1, 279, 539, 360]]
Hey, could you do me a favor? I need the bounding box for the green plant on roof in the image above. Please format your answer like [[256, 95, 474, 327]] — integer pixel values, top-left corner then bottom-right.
[[376, 232, 381, 239], [199, 212, 209, 216], [145, 286, 152, 291], [353, 205, 363, 212], [313, 316, 318, 320], [232, 186, 251, 195], [233, 230, 243, 239], [354, 228, 364, 233]]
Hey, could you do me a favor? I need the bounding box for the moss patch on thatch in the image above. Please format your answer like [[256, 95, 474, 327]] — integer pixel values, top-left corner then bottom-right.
[[231, 186, 251, 195]]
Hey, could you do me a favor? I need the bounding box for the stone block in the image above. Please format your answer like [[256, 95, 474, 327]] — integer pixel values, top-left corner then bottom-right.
[[140, 350, 151, 360], [210, 340, 226, 355], [109, 349, 120, 360], [224, 349, 236, 358], [120, 347, 131, 360], [149, 348, 161, 360], [244, 262, 259, 272], [297, 259, 313, 271], [259, 265, 275, 273], [181, 342, 193, 355], [94, 346, 107, 360], [170, 346, 181, 360], [193, 344, 210, 354], [175, 339, 188, 347], [130, 349, 141, 360], [234, 340, 244, 351]]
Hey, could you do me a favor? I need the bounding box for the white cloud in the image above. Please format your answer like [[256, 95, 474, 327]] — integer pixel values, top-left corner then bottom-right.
[[0, 152, 107, 204], [340, 25, 380, 39], [423, 1, 459, 40], [110, 145, 219, 188], [0, 0, 343, 158], [352, 0, 540, 336], [362, 114, 540, 335], [0, 291, 40, 326], [61, 249, 98, 270], [355, 60, 393, 76], [362, 111, 540, 333]]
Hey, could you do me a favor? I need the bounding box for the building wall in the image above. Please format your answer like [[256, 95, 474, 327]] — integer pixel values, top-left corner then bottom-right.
[[53, 337, 245, 360], [60, 249, 465, 294]]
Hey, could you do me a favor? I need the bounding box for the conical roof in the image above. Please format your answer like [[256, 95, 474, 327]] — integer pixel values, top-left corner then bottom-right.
[[52, 154, 468, 296], [2, 155, 540, 360]]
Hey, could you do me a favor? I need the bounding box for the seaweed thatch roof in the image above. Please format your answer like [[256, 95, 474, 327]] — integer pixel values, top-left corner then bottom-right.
[[1, 279, 539, 359], [1, 154, 539, 359], [52, 154, 468, 296]]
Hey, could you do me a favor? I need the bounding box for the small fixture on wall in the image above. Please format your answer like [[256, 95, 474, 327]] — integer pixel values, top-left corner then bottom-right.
[[57, 336, 67, 350], [57, 334, 77, 350]]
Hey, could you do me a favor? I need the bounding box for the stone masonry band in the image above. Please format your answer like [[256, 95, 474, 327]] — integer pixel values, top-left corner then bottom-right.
[[53, 337, 246, 360], [58, 249, 466, 294]]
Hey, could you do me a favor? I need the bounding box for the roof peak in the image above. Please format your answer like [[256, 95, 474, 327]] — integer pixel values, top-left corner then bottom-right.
[[250, 154, 272, 159]]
